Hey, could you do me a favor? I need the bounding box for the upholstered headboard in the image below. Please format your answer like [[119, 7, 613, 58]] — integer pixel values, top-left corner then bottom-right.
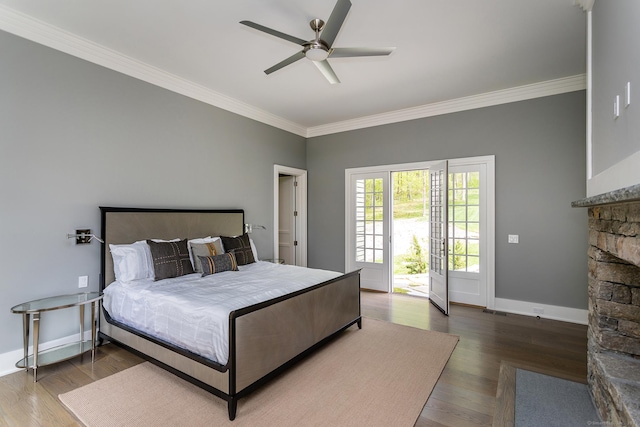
[[100, 207, 245, 289]]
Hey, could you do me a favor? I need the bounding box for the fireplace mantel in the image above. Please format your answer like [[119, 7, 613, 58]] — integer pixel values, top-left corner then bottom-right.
[[572, 183, 640, 208]]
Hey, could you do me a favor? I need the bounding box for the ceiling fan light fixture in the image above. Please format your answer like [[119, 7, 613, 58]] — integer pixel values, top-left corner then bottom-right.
[[305, 46, 329, 61]]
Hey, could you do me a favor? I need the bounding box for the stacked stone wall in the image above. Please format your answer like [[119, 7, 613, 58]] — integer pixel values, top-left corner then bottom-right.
[[589, 204, 640, 358], [587, 202, 640, 426]]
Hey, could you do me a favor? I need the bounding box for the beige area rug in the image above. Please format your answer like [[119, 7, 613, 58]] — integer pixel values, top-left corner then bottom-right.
[[59, 318, 458, 427]]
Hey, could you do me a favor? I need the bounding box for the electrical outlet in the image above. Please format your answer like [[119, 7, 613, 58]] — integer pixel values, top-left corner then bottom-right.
[[78, 276, 88, 288], [533, 307, 544, 315], [508, 234, 519, 244]]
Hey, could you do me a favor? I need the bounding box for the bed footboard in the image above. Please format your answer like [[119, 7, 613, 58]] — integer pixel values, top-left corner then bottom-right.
[[228, 269, 361, 419]]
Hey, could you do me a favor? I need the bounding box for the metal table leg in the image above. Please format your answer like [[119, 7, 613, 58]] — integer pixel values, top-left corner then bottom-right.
[[21, 313, 29, 373], [79, 304, 85, 347], [32, 312, 40, 382], [91, 301, 97, 362]]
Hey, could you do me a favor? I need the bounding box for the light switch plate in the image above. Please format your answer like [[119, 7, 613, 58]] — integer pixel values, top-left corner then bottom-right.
[[508, 234, 519, 244]]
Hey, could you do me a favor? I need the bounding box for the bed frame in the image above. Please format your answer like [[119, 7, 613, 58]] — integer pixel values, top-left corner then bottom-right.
[[98, 207, 361, 420]]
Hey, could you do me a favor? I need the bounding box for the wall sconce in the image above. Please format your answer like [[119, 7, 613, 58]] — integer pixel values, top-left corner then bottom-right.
[[244, 224, 266, 234], [67, 229, 104, 244]]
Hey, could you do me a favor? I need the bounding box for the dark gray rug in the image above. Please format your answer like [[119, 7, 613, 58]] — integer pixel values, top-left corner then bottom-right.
[[515, 369, 600, 426]]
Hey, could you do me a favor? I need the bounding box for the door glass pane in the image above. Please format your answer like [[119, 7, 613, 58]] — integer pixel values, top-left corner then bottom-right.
[[355, 178, 384, 264], [430, 170, 445, 276], [448, 170, 480, 272]]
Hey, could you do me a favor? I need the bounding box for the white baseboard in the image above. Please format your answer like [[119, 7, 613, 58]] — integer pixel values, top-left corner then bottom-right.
[[494, 298, 588, 325], [0, 331, 93, 378], [0, 348, 24, 377]]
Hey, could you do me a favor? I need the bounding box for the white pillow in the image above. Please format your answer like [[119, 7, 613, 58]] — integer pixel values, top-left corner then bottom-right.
[[250, 238, 259, 262], [109, 241, 151, 282], [110, 238, 179, 282]]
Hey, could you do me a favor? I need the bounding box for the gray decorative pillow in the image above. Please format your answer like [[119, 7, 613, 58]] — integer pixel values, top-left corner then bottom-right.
[[220, 234, 255, 265], [147, 239, 194, 281], [190, 241, 223, 273], [199, 253, 239, 276]]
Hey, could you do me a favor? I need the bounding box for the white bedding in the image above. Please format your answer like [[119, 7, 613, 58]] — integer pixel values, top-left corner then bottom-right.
[[102, 261, 342, 365]]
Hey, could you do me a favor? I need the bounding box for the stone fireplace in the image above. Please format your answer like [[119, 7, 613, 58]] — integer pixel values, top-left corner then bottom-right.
[[573, 185, 640, 426]]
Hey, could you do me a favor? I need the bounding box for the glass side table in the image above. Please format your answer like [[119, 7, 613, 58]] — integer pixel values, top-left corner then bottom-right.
[[11, 292, 103, 382]]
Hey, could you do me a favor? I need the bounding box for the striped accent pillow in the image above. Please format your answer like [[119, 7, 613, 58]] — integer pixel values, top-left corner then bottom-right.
[[190, 242, 221, 273], [199, 252, 239, 276]]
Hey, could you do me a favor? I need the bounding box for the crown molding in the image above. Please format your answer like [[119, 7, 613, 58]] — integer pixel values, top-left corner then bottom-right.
[[306, 74, 587, 137], [0, 4, 586, 140], [0, 4, 308, 137]]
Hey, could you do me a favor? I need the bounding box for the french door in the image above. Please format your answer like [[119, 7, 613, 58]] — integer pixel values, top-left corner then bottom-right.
[[346, 156, 494, 309], [429, 160, 449, 314], [346, 172, 390, 292]]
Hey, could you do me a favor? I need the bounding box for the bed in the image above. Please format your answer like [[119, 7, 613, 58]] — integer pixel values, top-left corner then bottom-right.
[[98, 207, 361, 420]]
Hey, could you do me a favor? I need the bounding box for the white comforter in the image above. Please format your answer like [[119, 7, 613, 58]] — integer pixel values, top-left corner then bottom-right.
[[102, 261, 342, 365]]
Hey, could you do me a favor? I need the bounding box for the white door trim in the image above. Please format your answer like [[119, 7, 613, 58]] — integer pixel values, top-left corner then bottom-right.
[[274, 165, 307, 267]]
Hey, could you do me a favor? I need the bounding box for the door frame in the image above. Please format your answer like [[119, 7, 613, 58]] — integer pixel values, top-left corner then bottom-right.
[[345, 155, 495, 309], [274, 164, 307, 267]]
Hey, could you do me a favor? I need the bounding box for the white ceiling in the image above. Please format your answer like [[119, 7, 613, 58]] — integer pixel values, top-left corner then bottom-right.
[[0, 0, 587, 137]]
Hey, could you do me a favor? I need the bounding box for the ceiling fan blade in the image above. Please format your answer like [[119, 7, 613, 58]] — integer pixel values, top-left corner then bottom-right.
[[320, 0, 351, 48], [240, 21, 307, 46], [313, 60, 340, 84], [330, 47, 396, 58], [264, 51, 306, 75]]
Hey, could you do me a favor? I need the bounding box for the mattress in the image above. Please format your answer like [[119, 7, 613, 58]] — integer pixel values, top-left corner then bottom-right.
[[102, 261, 341, 365]]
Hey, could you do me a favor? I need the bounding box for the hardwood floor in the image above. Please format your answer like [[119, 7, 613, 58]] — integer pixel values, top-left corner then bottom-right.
[[361, 292, 588, 426], [0, 292, 587, 426]]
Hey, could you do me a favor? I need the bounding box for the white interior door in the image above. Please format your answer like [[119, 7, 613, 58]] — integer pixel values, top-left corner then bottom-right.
[[274, 165, 307, 267], [278, 176, 296, 265], [429, 160, 449, 314], [347, 172, 390, 292]]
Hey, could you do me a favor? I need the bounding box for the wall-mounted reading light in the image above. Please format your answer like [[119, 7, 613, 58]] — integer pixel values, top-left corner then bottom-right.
[[67, 229, 104, 244], [244, 224, 266, 234]]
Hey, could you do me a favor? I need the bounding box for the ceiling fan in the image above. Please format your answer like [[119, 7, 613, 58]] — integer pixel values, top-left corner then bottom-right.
[[240, 0, 395, 84]]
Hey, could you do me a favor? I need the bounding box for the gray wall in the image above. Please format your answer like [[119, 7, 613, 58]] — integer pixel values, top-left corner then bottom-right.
[[592, 0, 640, 175], [0, 23, 589, 357], [0, 30, 306, 354], [307, 92, 588, 310]]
